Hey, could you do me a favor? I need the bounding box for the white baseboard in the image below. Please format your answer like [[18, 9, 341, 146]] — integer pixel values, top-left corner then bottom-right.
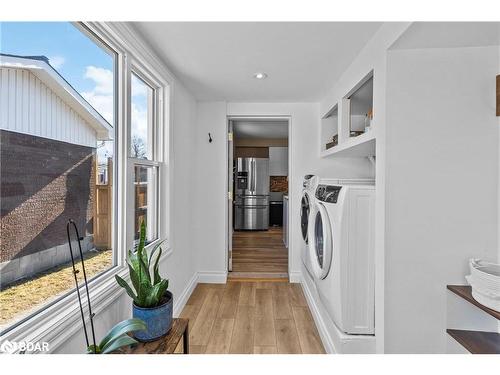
[[173, 272, 198, 317], [197, 271, 227, 284], [300, 270, 376, 354], [173, 271, 227, 317], [300, 273, 336, 354], [289, 271, 302, 283]]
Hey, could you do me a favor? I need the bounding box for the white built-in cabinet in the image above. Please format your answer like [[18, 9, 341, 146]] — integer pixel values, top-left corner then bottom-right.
[[321, 71, 376, 158], [269, 147, 288, 176]]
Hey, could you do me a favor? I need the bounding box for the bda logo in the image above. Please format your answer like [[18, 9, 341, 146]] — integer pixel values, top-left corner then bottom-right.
[[0, 340, 18, 354], [0, 340, 49, 353]]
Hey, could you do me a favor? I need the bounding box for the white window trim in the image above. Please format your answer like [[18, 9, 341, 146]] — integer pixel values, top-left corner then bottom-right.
[[0, 21, 173, 353], [128, 65, 164, 248]]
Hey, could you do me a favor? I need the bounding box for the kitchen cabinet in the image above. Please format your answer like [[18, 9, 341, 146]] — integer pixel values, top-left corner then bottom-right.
[[269, 147, 288, 176]]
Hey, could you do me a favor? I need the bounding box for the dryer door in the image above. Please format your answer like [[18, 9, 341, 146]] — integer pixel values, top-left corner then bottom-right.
[[309, 203, 333, 279]]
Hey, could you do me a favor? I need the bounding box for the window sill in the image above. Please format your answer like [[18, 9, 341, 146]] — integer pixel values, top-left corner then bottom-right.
[[1, 265, 129, 354]]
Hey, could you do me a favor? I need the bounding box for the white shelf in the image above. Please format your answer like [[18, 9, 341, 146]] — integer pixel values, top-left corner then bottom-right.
[[320, 131, 376, 158]]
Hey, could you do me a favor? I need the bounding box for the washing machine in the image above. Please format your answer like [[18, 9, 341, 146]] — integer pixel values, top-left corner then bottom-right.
[[308, 179, 375, 335], [300, 174, 318, 279]]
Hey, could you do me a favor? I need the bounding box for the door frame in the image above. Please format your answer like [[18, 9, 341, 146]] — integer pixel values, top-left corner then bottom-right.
[[227, 119, 234, 271], [225, 115, 292, 277]]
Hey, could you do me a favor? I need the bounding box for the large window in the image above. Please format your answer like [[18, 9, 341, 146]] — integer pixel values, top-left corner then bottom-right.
[[0, 23, 169, 347], [0, 23, 117, 333]]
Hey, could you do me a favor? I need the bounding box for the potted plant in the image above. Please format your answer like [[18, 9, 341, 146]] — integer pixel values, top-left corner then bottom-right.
[[115, 222, 172, 342], [87, 318, 146, 354]]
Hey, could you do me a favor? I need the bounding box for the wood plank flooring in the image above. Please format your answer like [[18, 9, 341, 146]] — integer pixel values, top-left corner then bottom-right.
[[178, 280, 325, 354], [231, 227, 288, 278]]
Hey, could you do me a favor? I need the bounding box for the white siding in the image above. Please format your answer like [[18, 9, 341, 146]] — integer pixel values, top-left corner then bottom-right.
[[0, 67, 97, 148]]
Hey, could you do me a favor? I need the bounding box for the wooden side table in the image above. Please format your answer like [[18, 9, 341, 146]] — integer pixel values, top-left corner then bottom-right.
[[120, 318, 189, 354]]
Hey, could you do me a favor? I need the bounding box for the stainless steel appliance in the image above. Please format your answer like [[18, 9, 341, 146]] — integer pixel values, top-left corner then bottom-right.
[[269, 193, 284, 227], [269, 201, 283, 226], [234, 157, 269, 230]]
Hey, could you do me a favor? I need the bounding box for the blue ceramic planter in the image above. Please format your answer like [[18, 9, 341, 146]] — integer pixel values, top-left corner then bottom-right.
[[132, 291, 173, 342]]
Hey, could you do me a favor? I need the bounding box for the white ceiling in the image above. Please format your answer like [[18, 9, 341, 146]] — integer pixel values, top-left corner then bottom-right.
[[391, 22, 500, 50], [233, 120, 288, 139], [132, 22, 382, 102]]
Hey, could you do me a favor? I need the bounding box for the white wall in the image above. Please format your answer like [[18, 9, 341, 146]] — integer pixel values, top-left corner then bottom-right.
[[192, 102, 229, 282], [164, 81, 198, 303], [384, 46, 500, 353]]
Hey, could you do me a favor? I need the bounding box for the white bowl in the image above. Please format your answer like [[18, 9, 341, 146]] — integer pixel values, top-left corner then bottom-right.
[[467, 272, 500, 292], [466, 275, 500, 297], [466, 259, 500, 313], [469, 259, 500, 281]]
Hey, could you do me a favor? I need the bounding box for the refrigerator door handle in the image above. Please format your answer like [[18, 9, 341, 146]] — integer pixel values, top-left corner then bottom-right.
[[251, 159, 256, 193], [246, 158, 252, 195]]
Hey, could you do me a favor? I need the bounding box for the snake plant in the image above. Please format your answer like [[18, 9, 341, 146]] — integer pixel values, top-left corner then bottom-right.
[[115, 221, 169, 308], [86, 318, 146, 354]]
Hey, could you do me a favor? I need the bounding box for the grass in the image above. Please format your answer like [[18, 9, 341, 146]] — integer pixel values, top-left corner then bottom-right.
[[0, 249, 112, 329]]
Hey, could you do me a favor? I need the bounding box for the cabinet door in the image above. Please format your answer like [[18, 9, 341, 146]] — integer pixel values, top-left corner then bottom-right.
[[269, 147, 288, 176]]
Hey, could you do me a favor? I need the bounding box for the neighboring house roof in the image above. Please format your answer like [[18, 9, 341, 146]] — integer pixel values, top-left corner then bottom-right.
[[0, 53, 113, 140]]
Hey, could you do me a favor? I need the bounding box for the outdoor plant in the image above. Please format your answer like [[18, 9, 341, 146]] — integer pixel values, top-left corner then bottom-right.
[[86, 318, 146, 354], [115, 221, 169, 308]]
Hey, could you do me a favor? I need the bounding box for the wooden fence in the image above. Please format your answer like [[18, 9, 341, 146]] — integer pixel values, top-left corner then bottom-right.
[[94, 158, 112, 250]]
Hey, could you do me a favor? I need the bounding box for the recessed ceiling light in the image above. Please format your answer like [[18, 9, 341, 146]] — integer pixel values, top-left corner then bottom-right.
[[253, 72, 267, 80]]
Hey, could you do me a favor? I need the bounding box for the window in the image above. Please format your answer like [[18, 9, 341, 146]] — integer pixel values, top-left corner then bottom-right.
[[0, 22, 170, 347], [131, 73, 154, 160], [0, 22, 117, 333], [129, 70, 160, 244], [134, 165, 159, 242]]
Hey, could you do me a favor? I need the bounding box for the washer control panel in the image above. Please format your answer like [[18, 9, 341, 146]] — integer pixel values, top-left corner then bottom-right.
[[315, 185, 342, 203]]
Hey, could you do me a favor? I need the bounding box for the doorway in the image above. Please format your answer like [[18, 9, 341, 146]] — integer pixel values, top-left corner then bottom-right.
[[226, 117, 290, 279]]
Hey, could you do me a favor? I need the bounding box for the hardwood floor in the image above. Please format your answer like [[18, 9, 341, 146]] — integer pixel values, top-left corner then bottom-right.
[[231, 227, 288, 278], [178, 280, 325, 354]]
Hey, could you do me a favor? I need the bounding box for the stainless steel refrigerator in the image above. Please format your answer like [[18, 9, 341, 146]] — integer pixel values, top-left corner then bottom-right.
[[234, 157, 270, 230]]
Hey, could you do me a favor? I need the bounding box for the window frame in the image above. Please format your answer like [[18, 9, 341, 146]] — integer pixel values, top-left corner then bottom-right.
[[130, 70, 156, 160], [0, 21, 172, 353], [128, 66, 163, 249]]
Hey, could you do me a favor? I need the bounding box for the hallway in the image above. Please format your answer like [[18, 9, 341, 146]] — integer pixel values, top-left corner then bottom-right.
[[179, 280, 325, 354], [231, 228, 288, 278]]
